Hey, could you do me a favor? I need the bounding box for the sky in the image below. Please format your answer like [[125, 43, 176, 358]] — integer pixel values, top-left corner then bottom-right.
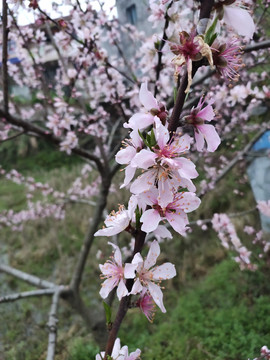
[[0, 0, 117, 25]]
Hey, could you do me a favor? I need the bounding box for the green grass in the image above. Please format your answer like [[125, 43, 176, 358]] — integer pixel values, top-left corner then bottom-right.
[[119, 259, 270, 360]]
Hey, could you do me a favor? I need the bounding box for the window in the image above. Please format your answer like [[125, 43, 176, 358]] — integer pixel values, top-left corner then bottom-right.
[[126, 4, 137, 25]]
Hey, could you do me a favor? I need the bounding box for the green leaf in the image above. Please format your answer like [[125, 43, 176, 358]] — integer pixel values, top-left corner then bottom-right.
[[103, 302, 112, 324], [150, 128, 157, 148], [135, 206, 142, 230], [204, 16, 218, 45]]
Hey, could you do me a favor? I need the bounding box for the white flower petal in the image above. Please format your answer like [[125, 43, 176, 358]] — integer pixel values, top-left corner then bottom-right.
[[147, 281, 166, 313], [139, 82, 158, 110], [144, 240, 160, 270], [152, 262, 176, 280], [140, 209, 161, 233], [116, 279, 128, 300]]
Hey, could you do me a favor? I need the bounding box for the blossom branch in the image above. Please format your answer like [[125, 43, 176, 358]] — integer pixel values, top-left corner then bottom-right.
[[104, 229, 147, 358], [168, 0, 215, 134], [9, 11, 51, 112], [2, 0, 9, 113], [0, 109, 104, 173], [36, 4, 136, 84]]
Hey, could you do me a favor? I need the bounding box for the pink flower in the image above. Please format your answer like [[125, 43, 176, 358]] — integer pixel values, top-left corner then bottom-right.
[[261, 345, 270, 360], [170, 31, 213, 93], [257, 200, 270, 218], [123, 82, 167, 131], [96, 338, 141, 360], [212, 38, 243, 81], [185, 96, 220, 152], [130, 118, 198, 207], [139, 188, 201, 235], [99, 242, 129, 300], [125, 240, 176, 312], [136, 289, 156, 322], [94, 205, 130, 237]]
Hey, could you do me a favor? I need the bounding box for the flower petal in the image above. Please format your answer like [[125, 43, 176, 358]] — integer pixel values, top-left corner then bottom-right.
[[108, 242, 122, 267], [131, 149, 157, 169], [130, 170, 156, 194], [116, 279, 128, 300], [112, 338, 121, 359], [139, 82, 158, 110], [123, 112, 154, 131], [153, 225, 173, 240], [152, 262, 176, 280], [194, 128, 205, 152], [197, 103, 215, 122], [99, 277, 118, 299], [120, 165, 136, 189], [124, 262, 138, 279], [196, 124, 221, 152], [144, 240, 160, 270], [223, 6, 255, 39], [141, 209, 161, 233], [166, 211, 188, 235], [147, 281, 166, 313], [130, 278, 144, 295]]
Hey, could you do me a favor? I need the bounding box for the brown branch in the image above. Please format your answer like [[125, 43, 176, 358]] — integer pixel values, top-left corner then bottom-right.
[[244, 39, 270, 53], [70, 179, 112, 292], [0, 287, 61, 303], [0, 264, 56, 288], [0, 109, 104, 173], [46, 289, 61, 360], [2, 0, 9, 113], [104, 229, 146, 358]]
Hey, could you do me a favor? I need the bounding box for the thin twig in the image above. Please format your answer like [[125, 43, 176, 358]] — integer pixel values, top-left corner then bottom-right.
[[189, 207, 257, 226], [154, 0, 173, 97], [0, 264, 56, 289], [0, 130, 25, 143], [199, 126, 270, 197], [0, 288, 57, 303], [46, 289, 61, 360], [244, 39, 270, 53]]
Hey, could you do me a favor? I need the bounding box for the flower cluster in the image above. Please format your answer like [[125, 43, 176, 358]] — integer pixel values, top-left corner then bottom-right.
[[99, 241, 176, 316], [94, 82, 222, 319], [96, 338, 141, 360]]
